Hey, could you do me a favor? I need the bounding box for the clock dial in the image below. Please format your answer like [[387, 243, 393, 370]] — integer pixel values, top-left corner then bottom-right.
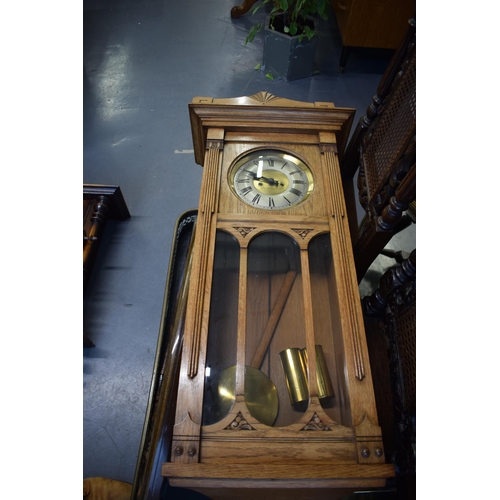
[[230, 150, 314, 210]]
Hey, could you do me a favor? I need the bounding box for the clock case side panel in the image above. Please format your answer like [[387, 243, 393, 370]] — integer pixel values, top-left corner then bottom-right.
[[169, 129, 225, 465], [318, 135, 384, 458]]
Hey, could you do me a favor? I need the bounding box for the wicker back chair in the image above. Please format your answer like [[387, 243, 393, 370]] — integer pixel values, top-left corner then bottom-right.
[[342, 20, 416, 499], [342, 20, 416, 282]]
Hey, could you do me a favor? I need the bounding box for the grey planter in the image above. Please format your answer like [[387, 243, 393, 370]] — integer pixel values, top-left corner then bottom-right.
[[262, 15, 318, 81]]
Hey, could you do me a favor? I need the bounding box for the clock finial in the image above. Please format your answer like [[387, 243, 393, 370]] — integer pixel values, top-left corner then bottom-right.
[[248, 91, 280, 104]]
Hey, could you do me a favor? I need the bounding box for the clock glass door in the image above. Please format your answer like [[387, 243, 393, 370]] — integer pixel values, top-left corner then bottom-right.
[[246, 231, 307, 426], [308, 233, 347, 426], [202, 230, 240, 426], [201, 230, 348, 428]]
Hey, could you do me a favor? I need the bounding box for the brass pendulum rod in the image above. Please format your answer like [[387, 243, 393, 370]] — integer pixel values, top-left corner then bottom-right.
[[250, 269, 297, 370]]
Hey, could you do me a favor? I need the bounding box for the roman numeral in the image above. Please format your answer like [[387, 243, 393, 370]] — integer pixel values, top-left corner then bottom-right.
[[290, 188, 302, 197], [268, 159, 274, 167], [288, 169, 301, 175], [293, 180, 306, 184], [237, 178, 250, 183], [283, 196, 292, 205], [269, 197, 275, 208], [252, 194, 261, 204], [281, 162, 289, 169], [240, 186, 252, 196]]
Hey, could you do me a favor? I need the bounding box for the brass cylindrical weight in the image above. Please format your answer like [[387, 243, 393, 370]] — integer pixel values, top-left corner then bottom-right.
[[301, 345, 335, 400], [314, 345, 335, 399], [279, 348, 309, 404]]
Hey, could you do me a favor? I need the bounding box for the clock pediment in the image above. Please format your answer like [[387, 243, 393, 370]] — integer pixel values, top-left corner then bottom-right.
[[189, 92, 355, 166]]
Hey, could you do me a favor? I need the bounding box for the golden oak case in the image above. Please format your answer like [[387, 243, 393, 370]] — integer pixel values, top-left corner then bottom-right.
[[159, 92, 395, 499]]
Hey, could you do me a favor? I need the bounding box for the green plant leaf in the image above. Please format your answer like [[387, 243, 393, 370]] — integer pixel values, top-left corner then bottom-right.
[[254, 63, 261, 70], [265, 72, 274, 80], [303, 25, 314, 40], [246, 0, 326, 43], [244, 22, 262, 45]]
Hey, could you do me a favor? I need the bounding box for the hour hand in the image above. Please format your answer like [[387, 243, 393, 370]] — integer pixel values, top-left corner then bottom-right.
[[259, 176, 279, 186], [243, 170, 278, 186]]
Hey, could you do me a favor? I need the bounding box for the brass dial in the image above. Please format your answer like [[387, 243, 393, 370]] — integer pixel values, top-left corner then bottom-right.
[[229, 149, 314, 210]]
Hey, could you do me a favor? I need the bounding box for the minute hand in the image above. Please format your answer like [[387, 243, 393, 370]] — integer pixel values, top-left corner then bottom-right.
[[258, 176, 279, 186]]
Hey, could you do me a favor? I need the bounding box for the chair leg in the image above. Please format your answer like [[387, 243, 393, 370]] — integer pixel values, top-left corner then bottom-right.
[[231, 0, 259, 18]]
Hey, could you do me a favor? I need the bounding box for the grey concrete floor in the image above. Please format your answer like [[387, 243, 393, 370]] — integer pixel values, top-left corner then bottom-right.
[[83, 0, 415, 490]]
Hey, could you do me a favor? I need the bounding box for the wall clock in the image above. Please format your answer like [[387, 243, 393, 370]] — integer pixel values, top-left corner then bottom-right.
[[229, 148, 314, 210], [160, 92, 395, 499]]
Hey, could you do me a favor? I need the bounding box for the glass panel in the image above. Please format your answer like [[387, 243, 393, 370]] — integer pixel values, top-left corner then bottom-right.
[[202, 230, 240, 426], [308, 233, 346, 425], [246, 232, 307, 427]]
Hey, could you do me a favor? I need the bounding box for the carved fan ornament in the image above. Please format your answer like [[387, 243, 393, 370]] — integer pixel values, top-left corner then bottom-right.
[[302, 412, 331, 431], [248, 91, 280, 104], [224, 412, 255, 430]]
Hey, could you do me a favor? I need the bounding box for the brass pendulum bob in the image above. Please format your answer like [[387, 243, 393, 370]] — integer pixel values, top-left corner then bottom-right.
[[216, 269, 297, 426], [216, 365, 278, 427]]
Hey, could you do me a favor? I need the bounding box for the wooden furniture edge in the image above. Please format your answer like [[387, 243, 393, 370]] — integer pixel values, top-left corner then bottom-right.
[[83, 184, 131, 220], [161, 462, 395, 479]]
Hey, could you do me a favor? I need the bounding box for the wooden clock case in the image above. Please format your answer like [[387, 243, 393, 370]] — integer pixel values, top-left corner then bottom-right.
[[160, 92, 395, 499]]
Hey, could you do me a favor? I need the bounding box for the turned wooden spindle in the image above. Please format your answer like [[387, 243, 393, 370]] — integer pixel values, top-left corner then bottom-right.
[[363, 249, 416, 316], [83, 195, 109, 286], [376, 163, 416, 233]]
